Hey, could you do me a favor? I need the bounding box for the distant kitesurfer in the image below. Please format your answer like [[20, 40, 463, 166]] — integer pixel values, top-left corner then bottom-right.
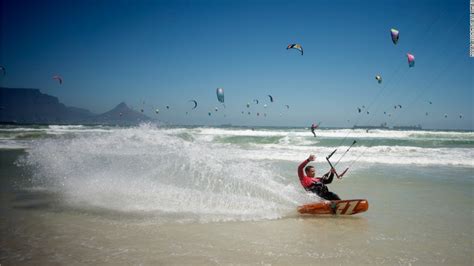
[[298, 154, 340, 200], [310, 123, 318, 137]]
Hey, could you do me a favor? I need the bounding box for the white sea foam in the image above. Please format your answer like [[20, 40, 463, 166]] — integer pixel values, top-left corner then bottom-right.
[[0, 140, 30, 149], [46, 125, 113, 134], [48, 125, 86, 130], [180, 127, 473, 167], [236, 145, 474, 167], [1, 125, 113, 134], [186, 127, 474, 144], [21, 124, 317, 222], [0, 125, 117, 149]]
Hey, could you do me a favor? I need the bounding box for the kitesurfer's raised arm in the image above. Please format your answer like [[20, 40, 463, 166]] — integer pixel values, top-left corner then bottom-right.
[[298, 155, 317, 189], [298, 155, 315, 179]]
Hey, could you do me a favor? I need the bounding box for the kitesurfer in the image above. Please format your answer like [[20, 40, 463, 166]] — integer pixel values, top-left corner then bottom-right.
[[310, 123, 318, 137], [298, 154, 341, 200]]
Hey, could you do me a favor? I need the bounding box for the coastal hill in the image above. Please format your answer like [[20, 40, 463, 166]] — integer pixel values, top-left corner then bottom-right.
[[0, 87, 152, 125], [92, 102, 151, 124]]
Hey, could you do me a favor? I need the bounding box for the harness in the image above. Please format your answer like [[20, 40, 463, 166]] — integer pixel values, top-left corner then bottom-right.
[[306, 180, 328, 195]]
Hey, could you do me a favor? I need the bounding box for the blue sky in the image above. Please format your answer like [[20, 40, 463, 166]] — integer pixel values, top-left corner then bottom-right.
[[1, 0, 472, 129]]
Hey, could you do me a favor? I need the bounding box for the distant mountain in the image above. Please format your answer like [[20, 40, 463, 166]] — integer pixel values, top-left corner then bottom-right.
[[93, 102, 151, 124], [0, 87, 153, 125]]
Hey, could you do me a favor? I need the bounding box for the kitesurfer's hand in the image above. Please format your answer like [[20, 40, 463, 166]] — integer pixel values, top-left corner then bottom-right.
[[308, 154, 315, 161], [330, 167, 336, 174]]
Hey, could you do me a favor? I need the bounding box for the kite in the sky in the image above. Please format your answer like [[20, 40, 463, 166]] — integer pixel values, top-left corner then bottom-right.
[[52, 75, 63, 84], [216, 88, 224, 103], [189, 100, 198, 110], [267, 94, 274, 102], [286, 44, 303, 55], [375, 75, 382, 84], [407, 53, 415, 67], [390, 28, 399, 45]]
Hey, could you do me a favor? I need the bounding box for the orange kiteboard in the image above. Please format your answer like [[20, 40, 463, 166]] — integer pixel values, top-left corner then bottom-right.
[[297, 199, 369, 215]]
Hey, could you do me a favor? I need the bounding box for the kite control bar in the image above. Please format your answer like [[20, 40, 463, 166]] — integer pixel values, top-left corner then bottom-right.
[[326, 151, 348, 179], [325, 140, 357, 179]]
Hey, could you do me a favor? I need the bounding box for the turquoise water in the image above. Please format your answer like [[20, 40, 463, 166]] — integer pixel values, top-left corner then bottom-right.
[[0, 124, 472, 264]]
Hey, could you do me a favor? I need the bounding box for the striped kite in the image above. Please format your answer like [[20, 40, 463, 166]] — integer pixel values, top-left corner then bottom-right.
[[286, 44, 303, 55]]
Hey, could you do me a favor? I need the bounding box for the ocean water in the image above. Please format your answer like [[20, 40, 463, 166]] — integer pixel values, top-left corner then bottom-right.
[[0, 124, 472, 264]]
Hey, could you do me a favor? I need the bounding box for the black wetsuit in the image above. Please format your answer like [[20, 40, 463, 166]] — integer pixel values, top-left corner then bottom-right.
[[306, 172, 341, 200], [310, 125, 317, 137]]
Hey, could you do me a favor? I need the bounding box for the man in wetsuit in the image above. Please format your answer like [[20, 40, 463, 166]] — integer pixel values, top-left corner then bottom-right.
[[297, 154, 341, 200], [310, 123, 318, 137]]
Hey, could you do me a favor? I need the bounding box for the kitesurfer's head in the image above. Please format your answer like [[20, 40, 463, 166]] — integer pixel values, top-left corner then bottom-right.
[[305, 165, 316, 177]]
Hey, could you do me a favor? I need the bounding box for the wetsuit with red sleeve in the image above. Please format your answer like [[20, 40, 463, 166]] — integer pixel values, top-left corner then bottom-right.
[[298, 158, 341, 200]]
